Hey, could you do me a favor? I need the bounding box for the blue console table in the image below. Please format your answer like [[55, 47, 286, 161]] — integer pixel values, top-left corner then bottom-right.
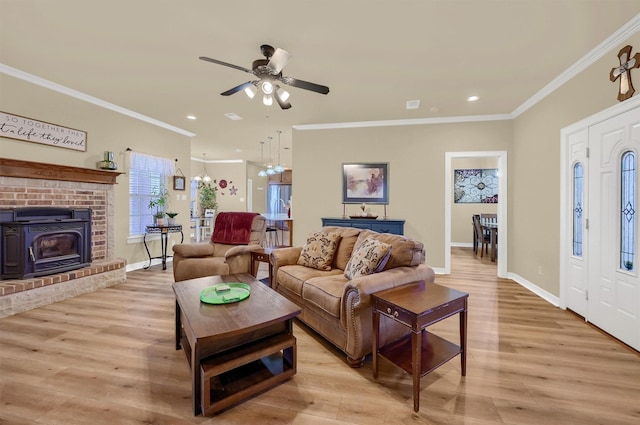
[[321, 217, 405, 235]]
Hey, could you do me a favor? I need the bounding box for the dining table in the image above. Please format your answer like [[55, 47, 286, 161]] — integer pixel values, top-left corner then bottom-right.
[[481, 222, 498, 262], [262, 213, 294, 247]]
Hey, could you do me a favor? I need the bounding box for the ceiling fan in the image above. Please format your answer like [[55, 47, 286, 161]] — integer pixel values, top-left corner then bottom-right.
[[199, 44, 330, 109]]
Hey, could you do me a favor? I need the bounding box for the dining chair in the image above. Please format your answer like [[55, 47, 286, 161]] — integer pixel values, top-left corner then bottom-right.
[[473, 214, 490, 257], [480, 213, 497, 225], [472, 214, 480, 254]]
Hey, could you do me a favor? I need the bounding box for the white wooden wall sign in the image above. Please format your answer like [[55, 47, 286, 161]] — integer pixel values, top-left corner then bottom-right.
[[0, 111, 87, 151]]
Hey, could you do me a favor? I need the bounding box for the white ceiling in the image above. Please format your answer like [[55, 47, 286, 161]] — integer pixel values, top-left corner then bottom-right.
[[2, 1, 640, 169]]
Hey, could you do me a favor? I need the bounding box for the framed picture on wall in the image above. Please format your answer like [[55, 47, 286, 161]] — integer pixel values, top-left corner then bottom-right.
[[173, 175, 186, 191], [453, 168, 498, 203], [342, 163, 389, 204]]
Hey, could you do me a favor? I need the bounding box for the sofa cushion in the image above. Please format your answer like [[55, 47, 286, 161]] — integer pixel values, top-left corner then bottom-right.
[[297, 231, 341, 271], [303, 273, 349, 319], [324, 227, 361, 270], [344, 237, 392, 280], [278, 265, 344, 297], [355, 230, 425, 269]]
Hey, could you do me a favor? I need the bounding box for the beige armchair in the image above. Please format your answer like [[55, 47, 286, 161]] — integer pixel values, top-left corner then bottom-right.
[[172, 212, 266, 282]]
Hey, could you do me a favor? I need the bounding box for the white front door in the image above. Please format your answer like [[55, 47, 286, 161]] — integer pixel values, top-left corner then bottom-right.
[[566, 128, 589, 317], [587, 107, 640, 351]]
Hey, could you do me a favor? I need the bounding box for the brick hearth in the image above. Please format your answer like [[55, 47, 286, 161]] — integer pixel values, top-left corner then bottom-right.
[[0, 158, 126, 317]]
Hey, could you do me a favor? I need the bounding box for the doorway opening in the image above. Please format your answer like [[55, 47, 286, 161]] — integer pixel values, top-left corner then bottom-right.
[[445, 151, 508, 278]]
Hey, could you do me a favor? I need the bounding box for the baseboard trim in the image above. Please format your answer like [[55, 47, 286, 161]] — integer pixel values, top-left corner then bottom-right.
[[508, 272, 560, 307]]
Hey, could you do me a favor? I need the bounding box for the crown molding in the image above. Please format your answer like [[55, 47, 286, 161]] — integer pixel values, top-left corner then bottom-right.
[[293, 114, 512, 131], [3, 13, 638, 135], [511, 12, 640, 118], [297, 13, 640, 130], [0, 64, 196, 138]]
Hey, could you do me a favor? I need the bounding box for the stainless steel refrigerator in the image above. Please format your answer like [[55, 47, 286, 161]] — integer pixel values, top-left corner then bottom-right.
[[266, 184, 292, 215]]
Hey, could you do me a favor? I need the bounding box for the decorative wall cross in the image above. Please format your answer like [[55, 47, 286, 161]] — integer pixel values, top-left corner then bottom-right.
[[610, 45, 640, 102]]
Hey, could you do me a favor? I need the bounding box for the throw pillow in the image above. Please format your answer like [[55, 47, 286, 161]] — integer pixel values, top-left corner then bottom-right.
[[297, 231, 341, 271], [344, 238, 392, 280]]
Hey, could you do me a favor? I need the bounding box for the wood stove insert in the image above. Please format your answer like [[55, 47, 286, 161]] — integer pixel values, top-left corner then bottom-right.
[[0, 207, 92, 279]]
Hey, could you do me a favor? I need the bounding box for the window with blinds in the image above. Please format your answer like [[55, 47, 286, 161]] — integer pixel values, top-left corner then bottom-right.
[[128, 152, 174, 236]]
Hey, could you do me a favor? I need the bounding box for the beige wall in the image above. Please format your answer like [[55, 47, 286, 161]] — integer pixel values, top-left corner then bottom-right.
[[0, 74, 192, 267], [292, 121, 512, 268], [247, 161, 268, 214], [451, 157, 498, 245], [511, 34, 640, 295], [191, 160, 250, 214]]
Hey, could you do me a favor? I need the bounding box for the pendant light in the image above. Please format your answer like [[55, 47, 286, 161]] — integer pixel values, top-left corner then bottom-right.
[[266, 136, 276, 175], [258, 141, 267, 177], [194, 153, 211, 183], [274, 130, 285, 173]]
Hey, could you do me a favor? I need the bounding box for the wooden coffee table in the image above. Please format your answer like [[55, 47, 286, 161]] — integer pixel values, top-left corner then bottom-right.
[[173, 273, 301, 416]]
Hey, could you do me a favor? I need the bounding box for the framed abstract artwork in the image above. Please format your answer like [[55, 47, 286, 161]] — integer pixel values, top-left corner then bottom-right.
[[454, 168, 498, 203], [342, 163, 389, 204]]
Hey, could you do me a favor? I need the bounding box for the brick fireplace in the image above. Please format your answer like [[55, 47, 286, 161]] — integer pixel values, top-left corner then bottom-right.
[[0, 158, 126, 317]]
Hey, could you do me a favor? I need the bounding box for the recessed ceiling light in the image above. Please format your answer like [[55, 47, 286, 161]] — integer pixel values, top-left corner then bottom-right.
[[224, 112, 243, 120], [406, 100, 420, 110], [186, 115, 197, 120], [467, 95, 479, 102], [232, 148, 242, 153]]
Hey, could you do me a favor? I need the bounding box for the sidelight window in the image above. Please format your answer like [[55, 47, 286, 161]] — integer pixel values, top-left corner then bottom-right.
[[621, 151, 635, 271], [573, 162, 583, 257]]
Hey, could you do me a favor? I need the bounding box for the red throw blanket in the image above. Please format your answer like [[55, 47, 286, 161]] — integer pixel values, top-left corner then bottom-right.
[[211, 212, 259, 245]]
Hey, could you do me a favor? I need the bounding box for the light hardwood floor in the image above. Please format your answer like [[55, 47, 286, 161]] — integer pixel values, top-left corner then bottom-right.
[[1, 247, 639, 424]]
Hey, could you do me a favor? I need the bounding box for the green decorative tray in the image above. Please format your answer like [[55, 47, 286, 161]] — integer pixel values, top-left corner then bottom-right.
[[200, 283, 251, 304]]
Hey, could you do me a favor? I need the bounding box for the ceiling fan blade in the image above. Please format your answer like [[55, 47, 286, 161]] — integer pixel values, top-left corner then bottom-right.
[[221, 81, 257, 96], [267, 48, 292, 74], [281, 76, 330, 94], [199, 56, 255, 74]]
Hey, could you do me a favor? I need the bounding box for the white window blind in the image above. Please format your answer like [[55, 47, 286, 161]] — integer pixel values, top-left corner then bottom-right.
[[129, 152, 175, 236]]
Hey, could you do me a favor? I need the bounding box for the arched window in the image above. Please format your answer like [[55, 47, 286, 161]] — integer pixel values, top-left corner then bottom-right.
[[621, 151, 636, 271], [573, 162, 583, 257]]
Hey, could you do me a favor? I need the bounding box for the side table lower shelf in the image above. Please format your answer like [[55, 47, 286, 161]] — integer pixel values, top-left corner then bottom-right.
[[378, 331, 462, 376], [200, 333, 296, 416]]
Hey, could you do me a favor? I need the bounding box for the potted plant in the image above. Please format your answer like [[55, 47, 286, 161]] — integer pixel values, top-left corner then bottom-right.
[[198, 182, 218, 217], [148, 185, 169, 225], [166, 212, 179, 226]]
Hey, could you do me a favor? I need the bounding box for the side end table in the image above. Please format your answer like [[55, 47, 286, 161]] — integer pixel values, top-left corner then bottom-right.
[[372, 281, 468, 412], [250, 247, 274, 285]]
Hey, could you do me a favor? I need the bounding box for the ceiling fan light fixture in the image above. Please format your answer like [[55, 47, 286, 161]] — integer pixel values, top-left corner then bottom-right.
[[263, 94, 273, 106], [261, 81, 273, 95], [276, 87, 290, 102], [244, 85, 257, 99]]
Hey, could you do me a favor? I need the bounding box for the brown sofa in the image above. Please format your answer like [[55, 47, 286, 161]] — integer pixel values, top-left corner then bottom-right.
[[270, 226, 435, 367], [172, 212, 266, 282]]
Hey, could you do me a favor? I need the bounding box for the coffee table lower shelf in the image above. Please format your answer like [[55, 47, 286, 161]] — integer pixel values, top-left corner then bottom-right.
[[378, 331, 461, 377], [200, 333, 296, 416]]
